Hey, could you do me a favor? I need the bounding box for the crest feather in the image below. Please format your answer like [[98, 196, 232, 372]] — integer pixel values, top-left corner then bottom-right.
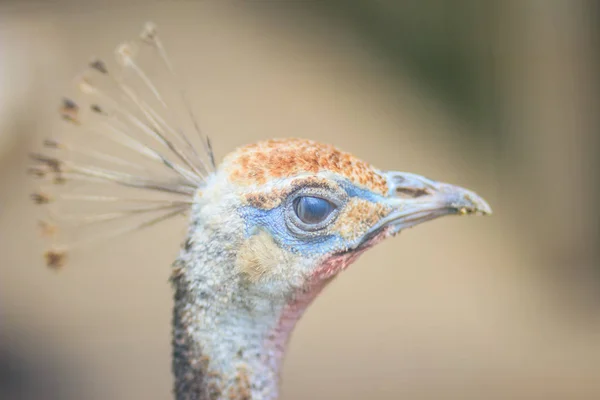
[[29, 22, 213, 268]]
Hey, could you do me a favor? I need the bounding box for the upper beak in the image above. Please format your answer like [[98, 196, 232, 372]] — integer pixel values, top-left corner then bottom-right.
[[363, 171, 492, 240]]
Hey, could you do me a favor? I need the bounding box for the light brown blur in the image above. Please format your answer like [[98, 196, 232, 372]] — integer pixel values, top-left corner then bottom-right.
[[1, 1, 599, 399]]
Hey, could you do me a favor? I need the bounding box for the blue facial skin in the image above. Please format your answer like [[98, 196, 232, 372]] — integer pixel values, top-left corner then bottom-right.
[[239, 179, 388, 256], [338, 180, 386, 203]]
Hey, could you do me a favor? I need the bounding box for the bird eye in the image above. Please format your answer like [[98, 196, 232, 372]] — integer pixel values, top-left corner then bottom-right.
[[293, 196, 336, 225]]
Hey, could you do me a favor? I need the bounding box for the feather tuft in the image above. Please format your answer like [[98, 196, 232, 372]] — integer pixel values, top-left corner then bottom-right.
[[29, 21, 213, 268]]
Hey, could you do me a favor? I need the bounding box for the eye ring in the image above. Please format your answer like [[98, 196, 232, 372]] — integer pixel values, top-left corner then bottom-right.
[[284, 188, 345, 235]]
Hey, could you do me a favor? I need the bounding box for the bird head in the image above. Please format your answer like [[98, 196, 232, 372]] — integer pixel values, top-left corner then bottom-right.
[[191, 138, 491, 298], [28, 23, 494, 398], [29, 23, 491, 399], [28, 21, 491, 301]]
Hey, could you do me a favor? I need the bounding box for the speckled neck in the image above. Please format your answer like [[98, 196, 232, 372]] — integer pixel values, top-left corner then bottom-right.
[[170, 240, 331, 400]]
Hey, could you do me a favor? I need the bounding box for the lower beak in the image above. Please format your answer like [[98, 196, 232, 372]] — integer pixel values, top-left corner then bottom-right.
[[364, 171, 492, 239]]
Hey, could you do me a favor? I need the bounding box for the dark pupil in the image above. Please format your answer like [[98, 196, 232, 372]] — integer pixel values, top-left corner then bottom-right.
[[293, 196, 335, 225]]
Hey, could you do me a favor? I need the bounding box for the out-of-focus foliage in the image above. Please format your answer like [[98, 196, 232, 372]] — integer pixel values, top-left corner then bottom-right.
[[315, 1, 497, 131]]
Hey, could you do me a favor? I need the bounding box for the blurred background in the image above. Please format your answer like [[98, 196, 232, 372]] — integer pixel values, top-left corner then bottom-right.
[[0, 1, 599, 399]]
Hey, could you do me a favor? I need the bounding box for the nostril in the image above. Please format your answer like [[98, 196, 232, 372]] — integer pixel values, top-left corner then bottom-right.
[[395, 187, 430, 198]]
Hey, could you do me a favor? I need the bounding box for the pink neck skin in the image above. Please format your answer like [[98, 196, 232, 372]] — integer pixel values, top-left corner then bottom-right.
[[267, 235, 385, 373]]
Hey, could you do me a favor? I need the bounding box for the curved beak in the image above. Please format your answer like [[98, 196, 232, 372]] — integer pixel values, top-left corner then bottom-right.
[[363, 171, 492, 241]]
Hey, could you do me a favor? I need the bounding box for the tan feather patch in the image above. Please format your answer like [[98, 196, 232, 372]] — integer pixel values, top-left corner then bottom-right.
[[332, 198, 391, 241], [236, 229, 294, 282]]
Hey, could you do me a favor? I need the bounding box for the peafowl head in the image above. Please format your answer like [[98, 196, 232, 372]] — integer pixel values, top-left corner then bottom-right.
[[185, 137, 491, 301], [29, 22, 492, 399]]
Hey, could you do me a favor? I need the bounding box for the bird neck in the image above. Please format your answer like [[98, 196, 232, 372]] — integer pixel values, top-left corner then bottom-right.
[[170, 235, 330, 400]]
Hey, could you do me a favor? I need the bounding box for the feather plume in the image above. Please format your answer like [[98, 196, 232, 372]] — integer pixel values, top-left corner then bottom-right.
[[29, 22, 212, 268]]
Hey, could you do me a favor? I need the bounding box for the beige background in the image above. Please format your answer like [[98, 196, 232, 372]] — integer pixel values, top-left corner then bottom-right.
[[1, 2, 599, 399]]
